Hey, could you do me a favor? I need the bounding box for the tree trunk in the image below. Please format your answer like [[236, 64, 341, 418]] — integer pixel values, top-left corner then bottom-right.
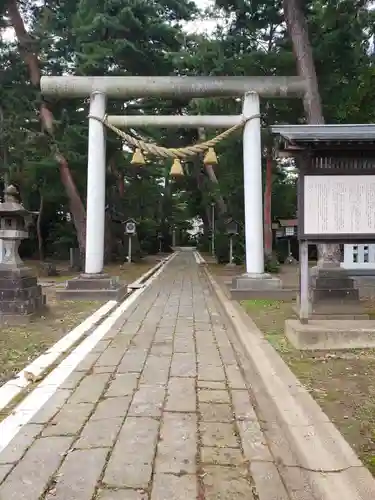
[[198, 129, 227, 218], [264, 154, 273, 257], [283, 0, 341, 266], [6, 0, 87, 252], [104, 208, 113, 263], [36, 190, 44, 261]]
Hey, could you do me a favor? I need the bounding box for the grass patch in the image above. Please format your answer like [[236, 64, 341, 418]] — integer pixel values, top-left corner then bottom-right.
[[0, 298, 101, 385]]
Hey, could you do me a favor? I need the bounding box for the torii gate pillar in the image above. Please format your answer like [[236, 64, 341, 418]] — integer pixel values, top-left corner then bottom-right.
[[230, 92, 282, 298], [85, 91, 106, 275]]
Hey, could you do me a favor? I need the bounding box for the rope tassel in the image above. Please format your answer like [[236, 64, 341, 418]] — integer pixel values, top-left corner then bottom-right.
[[170, 158, 184, 177], [203, 147, 218, 165], [131, 148, 146, 165]]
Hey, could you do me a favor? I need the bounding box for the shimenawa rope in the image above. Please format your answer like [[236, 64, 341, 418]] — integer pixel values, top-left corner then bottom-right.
[[88, 114, 260, 160]]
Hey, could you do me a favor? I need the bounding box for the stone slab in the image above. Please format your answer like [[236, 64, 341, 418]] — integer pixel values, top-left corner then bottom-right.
[[170, 352, 196, 377], [103, 417, 159, 488], [201, 446, 243, 466], [285, 318, 375, 350], [232, 273, 282, 290], [44, 448, 108, 499], [140, 355, 171, 385], [230, 287, 297, 301], [165, 377, 196, 412], [75, 417, 123, 449], [155, 412, 197, 474], [199, 402, 234, 423], [237, 419, 273, 462], [42, 403, 94, 437], [105, 373, 139, 397], [69, 373, 111, 404], [151, 473, 197, 500], [230, 273, 297, 302], [197, 363, 225, 381], [56, 282, 127, 301], [231, 389, 257, 421], [201, 465, 255, 500], [292, 304, 369, 321], [127, 386, 165, 417], [198, 389, 230, 404], [0, 436, 73, 500], [0, 424, 43, 464], [197, 380, 226, 390], [199, 421, 239, 448], [97, 490, 147, 500], [0, 310, 47, 325], [249, 461, 290, 500], [0, 463, 13, 483], [90, 396, 132, 420], [225, 365, 247, 389]]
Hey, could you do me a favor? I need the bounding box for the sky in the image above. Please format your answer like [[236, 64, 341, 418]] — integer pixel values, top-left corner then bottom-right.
[[184, 0, 219, 35]]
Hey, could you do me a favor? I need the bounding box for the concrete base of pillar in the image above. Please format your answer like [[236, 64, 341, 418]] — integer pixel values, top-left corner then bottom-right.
[[230, 272, 296, 300], [56, 273, 128, 301], [285, 319, 375, 350]]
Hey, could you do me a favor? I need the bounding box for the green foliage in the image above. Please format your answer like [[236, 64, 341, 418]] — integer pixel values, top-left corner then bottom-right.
[[264, 252, 281, 273]]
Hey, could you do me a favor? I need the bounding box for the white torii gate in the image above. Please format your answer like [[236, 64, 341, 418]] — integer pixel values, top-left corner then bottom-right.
[[40, 76, 306, 294]]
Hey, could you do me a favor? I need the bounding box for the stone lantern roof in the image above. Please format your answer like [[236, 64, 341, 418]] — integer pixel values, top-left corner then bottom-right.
[[0, 185, 27, 212], [0, 185, 37, 227]]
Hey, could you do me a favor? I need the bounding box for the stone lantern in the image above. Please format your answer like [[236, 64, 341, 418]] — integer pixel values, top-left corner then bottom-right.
[[225, 218, 239, 267], [0, 185, 45, 323]]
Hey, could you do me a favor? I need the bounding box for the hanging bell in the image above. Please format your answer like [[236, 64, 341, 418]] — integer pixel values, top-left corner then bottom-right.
[[203, 147, 218, 165], [170, 158, 184, 177], [131, 148, 146, 165]]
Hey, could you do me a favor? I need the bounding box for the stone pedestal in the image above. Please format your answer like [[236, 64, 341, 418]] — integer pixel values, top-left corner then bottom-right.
[[308, 268, 368, 319], [0, 267, 46, 324], [230, 272, 296, 300], [56, 273, 127, 301], [285, 319, 375, 350]]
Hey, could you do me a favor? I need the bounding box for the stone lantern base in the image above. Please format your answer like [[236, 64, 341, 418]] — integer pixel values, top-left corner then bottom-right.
[[0, 267, 46, 324], [307, 267, 369, 319]]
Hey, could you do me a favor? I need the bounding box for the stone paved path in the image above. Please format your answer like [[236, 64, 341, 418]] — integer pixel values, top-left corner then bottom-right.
[[0, 252, 282, 500]]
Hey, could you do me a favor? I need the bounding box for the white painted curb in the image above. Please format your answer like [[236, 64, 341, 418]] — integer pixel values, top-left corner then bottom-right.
[[0, 300, 117, 413], [0, 252, 175, 453], [128, 255, 170, 289], [193, 251, 206, 265]]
